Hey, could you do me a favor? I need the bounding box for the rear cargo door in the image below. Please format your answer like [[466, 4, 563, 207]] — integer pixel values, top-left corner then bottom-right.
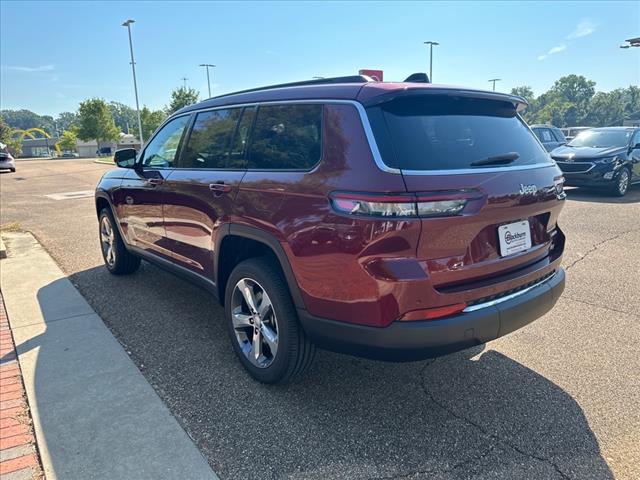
[[367, 94, 565, 288]]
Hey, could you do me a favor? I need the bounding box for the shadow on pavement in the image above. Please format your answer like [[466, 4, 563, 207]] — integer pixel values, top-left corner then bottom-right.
[[48, 262, 614, 480], [565, 185, 640, 204]]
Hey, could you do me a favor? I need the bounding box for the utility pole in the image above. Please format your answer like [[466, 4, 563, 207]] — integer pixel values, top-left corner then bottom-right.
[[423, 41, 439, 82], [199, 64, 215, 98], [181, 77, 188, 88], [488, 78, 501, 91], [122, 19, 144, 144]]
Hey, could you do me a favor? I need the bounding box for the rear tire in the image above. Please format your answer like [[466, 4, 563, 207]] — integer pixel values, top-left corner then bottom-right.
[[611, 167, 630, 197], [98, 208, 140, 275], [224, 257, 316, 384]]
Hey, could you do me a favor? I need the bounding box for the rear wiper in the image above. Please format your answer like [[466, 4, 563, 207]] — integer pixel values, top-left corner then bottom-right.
[[470, 152, 520, 167]]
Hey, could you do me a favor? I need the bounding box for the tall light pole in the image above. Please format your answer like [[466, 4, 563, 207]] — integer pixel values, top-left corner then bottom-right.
[[423, 41, 439, 82], [488, 78, 501, 91], [181, 77, 188, 88], [122, 19, 144, 144], [199, 64, 215, 98]]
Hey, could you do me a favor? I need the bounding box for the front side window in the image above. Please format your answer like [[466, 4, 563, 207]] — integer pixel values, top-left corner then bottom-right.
[[141, 115, 190, 168], [180, 108, 242, 169], [248, 104, 322, 170], [369, 96, 551, 171]]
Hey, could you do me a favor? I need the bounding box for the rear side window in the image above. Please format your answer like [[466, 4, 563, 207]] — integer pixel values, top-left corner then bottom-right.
[[180, 108, 242, 169], [370, 96, 551, 171], [248, 104, 322, 170]]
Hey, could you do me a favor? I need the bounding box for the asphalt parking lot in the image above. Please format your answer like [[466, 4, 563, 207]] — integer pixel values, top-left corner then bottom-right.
[[1, 158, 639, 480]]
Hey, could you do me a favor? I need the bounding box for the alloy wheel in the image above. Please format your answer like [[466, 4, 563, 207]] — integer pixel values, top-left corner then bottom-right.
[[231, 278, 279, 368], [100, 215, 116, 267], [618, 169, 629, 195]]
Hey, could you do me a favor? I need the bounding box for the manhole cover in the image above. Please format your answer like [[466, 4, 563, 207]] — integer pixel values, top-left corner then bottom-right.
[[44, 190, 94, 200]]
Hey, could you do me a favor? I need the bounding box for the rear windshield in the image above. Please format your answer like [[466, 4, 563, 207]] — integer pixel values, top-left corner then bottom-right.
[[369, 96, 551, 171]]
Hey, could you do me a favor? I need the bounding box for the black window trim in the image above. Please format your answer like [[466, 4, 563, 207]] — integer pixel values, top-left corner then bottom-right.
[[173, 106, 248, 172]]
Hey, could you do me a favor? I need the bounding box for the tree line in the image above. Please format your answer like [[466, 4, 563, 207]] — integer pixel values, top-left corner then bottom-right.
[[511, 75, 639, 128], [0, 85, 199, 156]]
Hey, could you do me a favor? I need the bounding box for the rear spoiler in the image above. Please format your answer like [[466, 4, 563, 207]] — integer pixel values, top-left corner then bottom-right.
[[362, 87, 528, 113]]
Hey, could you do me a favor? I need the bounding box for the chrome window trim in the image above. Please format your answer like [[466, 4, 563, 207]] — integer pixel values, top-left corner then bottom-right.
[[462, 272, 556, 313], [166, 98, 558, 177]]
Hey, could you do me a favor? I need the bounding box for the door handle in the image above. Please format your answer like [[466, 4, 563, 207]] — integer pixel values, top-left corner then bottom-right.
[[209, 182, 232, 195], [146, 178, 164, 186]]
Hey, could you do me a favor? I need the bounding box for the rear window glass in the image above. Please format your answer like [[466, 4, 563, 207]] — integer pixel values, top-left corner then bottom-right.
[[248, 104, 322, 170], [371, 96, 551, 171]]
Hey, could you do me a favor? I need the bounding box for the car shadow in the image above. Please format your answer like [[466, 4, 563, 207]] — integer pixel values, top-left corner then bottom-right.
[[16, 264, 612, 479], [565, 185, 640, 204]]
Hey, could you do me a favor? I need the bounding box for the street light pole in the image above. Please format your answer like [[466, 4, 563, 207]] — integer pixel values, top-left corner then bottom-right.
[[199, 64, 215, 98], [488, 78, 501, 91], [122, 19, 144, 145], [423, 41, 439, 82]]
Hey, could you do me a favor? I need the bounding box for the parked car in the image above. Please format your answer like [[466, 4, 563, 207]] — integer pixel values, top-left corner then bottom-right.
[[531, 124, 567, 152], [61, 152, 80, 158], [0, 143, 16, 172], [551, 127, 640, 196], [95, 76, 567, 383], [561, 126, 592, 142]]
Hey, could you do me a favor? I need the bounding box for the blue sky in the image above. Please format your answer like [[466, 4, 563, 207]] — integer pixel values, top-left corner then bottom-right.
[[1, 1, 638, 116]]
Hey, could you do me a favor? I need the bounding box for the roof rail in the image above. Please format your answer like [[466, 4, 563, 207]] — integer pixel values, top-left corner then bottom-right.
[[207, 75, 374, 100]]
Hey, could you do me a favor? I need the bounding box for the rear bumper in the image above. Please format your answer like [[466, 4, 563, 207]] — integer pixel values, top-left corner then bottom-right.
[[0, 158, 16, 170], [299, 267, 565, 361]]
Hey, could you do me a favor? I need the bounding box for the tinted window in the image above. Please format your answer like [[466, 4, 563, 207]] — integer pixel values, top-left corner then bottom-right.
[[227, 107, 256, 169], [540, 129, 553, 142], [371, 96, 551, 170], [180, 108, 242, 169], [142, 115, 190, 168], [248, 104, 322, 170]]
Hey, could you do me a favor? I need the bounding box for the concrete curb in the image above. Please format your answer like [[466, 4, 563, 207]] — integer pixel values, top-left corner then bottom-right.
[[0, 232, 218, 480]]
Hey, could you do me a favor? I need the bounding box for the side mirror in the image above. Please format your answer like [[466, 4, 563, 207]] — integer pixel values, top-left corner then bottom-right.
[[631, 143, 640, 151], [114, 148, 137, 168]]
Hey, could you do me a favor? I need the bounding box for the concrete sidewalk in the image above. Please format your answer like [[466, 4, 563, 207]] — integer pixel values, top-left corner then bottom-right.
[[0, 232, 218, 480]]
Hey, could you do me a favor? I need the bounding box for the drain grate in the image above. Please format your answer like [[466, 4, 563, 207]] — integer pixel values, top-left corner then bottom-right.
[[44, 190, 94, 200]]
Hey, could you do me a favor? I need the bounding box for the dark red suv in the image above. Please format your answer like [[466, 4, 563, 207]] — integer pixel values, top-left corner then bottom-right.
[[95, 76, 566, 383]]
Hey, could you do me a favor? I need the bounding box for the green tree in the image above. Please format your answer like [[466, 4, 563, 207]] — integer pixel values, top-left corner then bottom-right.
[[55, 112, 78, 132], [585, 91, 625, 127], [0, 109, 54, 135], [76, 98, 119, 144], [108, 102, 138, 134], [166, 86, 199, 115], [56, 129, 78, 152], [138, 107, 166, 140], [0, 116, 22, 156]]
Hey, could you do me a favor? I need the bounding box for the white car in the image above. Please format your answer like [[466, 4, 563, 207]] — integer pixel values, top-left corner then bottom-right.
[[0, 143, 16, 173]]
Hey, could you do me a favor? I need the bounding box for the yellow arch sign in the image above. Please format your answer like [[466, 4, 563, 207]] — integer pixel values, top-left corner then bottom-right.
[[13, 128, 61, 154]]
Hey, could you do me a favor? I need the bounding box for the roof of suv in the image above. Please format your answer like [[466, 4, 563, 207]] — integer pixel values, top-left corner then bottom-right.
[[175, 81, 528, 116]]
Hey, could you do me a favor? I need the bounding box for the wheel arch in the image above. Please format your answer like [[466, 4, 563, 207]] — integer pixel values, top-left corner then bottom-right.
[[216, 224, 306, 310]]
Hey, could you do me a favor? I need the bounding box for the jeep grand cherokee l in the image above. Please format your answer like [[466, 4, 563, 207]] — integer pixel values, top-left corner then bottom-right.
[[551, 127, 640, 196], [95, 76, 566, 384]]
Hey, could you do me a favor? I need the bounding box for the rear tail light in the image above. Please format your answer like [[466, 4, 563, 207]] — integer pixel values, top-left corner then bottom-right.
[[400, 303, 467, 321], [330, 192, 472, 218]]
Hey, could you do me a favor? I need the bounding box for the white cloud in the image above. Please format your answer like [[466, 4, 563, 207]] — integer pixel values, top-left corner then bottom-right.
[[2, 64, 55, 72], [537, 44, 566, 61], [566, 19, 596, 39]]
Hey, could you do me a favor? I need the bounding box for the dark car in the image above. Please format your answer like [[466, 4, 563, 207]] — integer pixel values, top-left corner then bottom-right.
[[551, 127, 640, 196], [95, 76, 566, 384], [531, 124, 567, 152]]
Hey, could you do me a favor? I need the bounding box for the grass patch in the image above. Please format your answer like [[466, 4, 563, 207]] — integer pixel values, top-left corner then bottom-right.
[[0, 221, 22, 232]]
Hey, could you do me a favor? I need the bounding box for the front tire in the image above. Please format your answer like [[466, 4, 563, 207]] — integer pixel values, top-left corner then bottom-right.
[[611, 167, 630, 197], [225, 257, 316, 384], [98, 208, 140, 274]]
